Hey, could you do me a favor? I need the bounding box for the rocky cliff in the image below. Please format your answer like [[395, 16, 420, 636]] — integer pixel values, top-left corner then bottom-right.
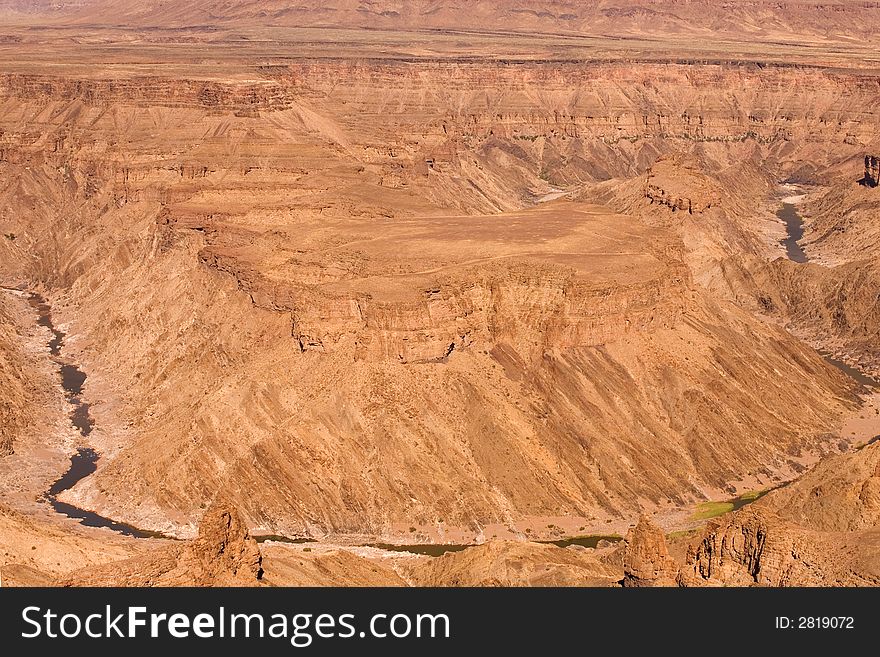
[[642, 155, 721, 216], [680, 506, 880, 587], [622, 515, 678, 587], [0, 74, 290, 113]]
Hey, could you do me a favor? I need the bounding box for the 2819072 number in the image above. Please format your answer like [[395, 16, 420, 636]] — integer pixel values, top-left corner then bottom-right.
[[775, 617, 854, 629], [800, 617, 853, 629]]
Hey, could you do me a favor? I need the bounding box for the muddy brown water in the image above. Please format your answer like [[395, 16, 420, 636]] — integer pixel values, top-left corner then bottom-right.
[[253, 534, 316, 545], [28, 292, 167, 539], [366, 543, 473, 557], [820, 351, 880, 389], [542, 534, 622, 549]]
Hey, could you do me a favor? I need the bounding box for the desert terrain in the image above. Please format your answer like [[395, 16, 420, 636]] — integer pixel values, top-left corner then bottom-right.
[[1, 0, 880, 587]]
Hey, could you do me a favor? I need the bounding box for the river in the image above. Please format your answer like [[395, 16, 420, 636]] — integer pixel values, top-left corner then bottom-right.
[[777, 199, 880, 389], [28, 292, 167, 539], [777, 202, 809, 263]]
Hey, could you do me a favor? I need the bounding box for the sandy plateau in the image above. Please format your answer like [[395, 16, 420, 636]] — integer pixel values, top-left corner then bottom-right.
[[1, 1, 880, 587]]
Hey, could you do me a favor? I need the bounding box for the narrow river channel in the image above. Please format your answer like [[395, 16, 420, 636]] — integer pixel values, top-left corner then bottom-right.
[[28, 292, 166, 539], [777, 202, 809, 263], [777, 198, 880, 389]]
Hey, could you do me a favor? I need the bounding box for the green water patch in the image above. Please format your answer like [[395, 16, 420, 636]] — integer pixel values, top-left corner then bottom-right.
[[690, 488, 770, 521], [666, 529, 699, 541], [690, 501, 734, 521]]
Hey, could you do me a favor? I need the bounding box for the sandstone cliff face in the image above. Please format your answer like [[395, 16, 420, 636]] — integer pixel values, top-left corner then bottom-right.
[[180, 498, 264, 586], [643, 156, 720, 216], [622, 515, 678, 587], [270, 256, 691, 364], [0, 296, 38, 456], [279, 61, 878, 212], [683, 507, 821, 586], [0, 74, 289, 113], [2, 61, 877, 220]]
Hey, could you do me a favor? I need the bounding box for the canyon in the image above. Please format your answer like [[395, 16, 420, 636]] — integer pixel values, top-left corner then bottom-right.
[[1, 1, 880, 587]]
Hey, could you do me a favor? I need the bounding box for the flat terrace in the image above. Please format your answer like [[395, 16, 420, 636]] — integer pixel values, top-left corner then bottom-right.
[[210, 200, 676, 303]]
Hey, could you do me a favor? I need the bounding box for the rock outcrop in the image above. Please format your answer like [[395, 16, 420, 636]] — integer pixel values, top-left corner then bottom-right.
[[178, 498, 264, 586], [643, 156, 720, 215], [0, 74, 290, 113], [622, 516, 678, 587], [863, 154, 879, 187]]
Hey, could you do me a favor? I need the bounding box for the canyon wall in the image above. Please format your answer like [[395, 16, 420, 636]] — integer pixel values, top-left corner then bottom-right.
[[0, 58, 874, 538], [0, 296, 39, 456], [2, 61, 876, 218]]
